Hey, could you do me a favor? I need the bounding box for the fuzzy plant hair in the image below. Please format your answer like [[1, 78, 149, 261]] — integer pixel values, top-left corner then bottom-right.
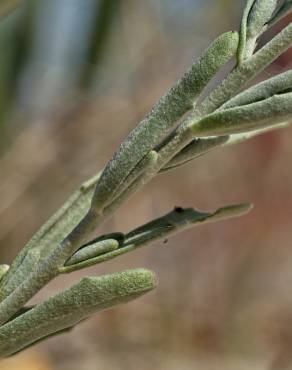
[[0, 0, 291, 357]]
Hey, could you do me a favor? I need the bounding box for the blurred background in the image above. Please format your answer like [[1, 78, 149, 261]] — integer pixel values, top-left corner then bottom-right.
[[0, 1, 292, 369]]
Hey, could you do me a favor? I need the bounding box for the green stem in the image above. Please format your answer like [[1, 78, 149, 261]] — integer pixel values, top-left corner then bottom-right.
[[0, 172, 101, 300]]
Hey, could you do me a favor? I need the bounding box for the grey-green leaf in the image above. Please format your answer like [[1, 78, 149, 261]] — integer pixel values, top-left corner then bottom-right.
[[220, 70, 292, 110], [160, 136, 229, 172], [91, 31, 239, 212], [246, 0, 278, 38], [238, 0, 278, 62], [192, 92, 292, 137], [0, 269, 157, 358], [0, 173, 101, 301], [60, 203, 252, 274], [201, 22, 292, 115], [65, 238, 119, 266], [268, 0, 292, 27]]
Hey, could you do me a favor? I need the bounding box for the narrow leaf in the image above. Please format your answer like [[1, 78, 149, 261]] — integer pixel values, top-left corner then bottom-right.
[[225, 121, 291, 146], [247, 0, 278, 38], [0, 269, 157, 358], [268, 0, 292, 27], [0, 173, 101, 301], [160, 136, 229, 172], [200, 22, 292, 115], [65, 238, 119, 266], [238, 0, 257, 63], [238, 0, 278, 62], [220, 70, 292, 110], [192, 92, 292, 137], [60, 203, 252, 274], [91, 31, 239, 211]]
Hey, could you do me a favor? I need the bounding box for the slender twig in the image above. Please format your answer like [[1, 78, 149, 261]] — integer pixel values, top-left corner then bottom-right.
[[0, 1, 291, 355]]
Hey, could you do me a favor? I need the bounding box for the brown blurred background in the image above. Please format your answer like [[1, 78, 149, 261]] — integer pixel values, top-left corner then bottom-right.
[[0, 1, 292, 369]]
